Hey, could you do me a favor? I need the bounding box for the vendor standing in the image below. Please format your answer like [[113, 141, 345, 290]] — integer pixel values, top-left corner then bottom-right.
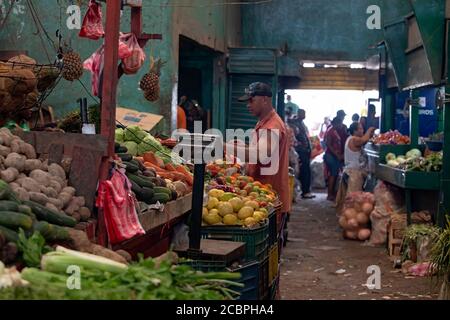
[[227, 82, 291, 227]]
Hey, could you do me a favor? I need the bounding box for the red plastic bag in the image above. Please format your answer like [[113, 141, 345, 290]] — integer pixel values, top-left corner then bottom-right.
[[96, 169, 145, 244], [79, 0, 105, 40], [83, 45, 104, 96], [83, 40, 132, 96], [120, 33, 145, 74]]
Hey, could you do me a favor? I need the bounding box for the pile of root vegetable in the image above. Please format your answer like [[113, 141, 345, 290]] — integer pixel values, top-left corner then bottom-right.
[[0, 128, 130, 267], [339, 192, 375, 241], [0, 128, 91, 222]]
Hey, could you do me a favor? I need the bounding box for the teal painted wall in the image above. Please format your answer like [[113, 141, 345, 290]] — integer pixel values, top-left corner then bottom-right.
[[0, 0, 240, 134], [241, 0, 384, 63]]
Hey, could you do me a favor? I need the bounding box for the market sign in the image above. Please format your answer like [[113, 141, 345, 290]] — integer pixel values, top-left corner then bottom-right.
[[116, 107, 163, 131]]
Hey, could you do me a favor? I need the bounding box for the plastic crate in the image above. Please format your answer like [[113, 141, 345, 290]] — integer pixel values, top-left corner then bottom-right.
[[181, 259, 227, 273], [201, 220, 269, 262], [268, 244, 279, 284], [269, 275, 280, 300], [258, 257, 269, 300], [227, 261, 260, 300], [268, 209, 278, 247]]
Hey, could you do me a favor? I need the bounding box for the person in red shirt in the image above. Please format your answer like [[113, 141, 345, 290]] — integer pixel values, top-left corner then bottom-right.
[[323, 117, 344, 201], [227, 82, 291, 236]]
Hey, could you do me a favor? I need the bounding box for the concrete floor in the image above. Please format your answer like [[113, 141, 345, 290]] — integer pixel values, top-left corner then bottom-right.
[[278, 192, 440, 300]]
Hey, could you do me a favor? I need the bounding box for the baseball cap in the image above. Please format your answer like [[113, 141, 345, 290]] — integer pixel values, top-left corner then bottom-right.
[[337, 109, 347, 117], [238, 82, 273, 102]]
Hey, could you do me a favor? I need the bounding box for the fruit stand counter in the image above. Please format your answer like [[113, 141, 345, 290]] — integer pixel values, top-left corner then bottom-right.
[[112, 193, 192, 259]]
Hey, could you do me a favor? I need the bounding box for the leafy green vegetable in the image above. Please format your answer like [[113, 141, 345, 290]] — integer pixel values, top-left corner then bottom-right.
[[124, 125, 148, 144], [122, 141, 138, 156], [1, 252, 242, 300], [17, 229, 51, 268], [115, 128, 124, 143]]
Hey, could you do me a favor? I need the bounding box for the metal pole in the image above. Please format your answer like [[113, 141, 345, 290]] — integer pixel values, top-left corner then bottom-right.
[[189, 163, 206, 252]]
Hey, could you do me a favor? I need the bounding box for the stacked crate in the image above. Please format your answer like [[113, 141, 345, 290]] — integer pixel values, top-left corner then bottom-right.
[[388, 213, 407, 258]]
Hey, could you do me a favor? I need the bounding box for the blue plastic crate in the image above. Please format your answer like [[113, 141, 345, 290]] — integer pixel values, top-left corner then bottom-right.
[[227, 261, 260, 300]]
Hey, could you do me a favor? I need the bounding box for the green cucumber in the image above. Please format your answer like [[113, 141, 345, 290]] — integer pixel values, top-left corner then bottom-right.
[[140, 187, 155, 203], [153, 187, 171, 196], [123, 161, 139, 173], [0, 211, 33, 230], [17, 205, 33, 216], [0, 201, 19, 212], [149, 193, 170, 204], [0, 225, 19, 242], [23, 201, 77, 227], [117, 153, 133, 162], [116, 146, 128, 154], [33, 221, 70, 241], [126, 173, 155, 189]]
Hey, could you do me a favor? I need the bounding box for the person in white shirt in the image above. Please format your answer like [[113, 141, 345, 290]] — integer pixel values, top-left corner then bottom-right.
[[335, 122, 375, 211]]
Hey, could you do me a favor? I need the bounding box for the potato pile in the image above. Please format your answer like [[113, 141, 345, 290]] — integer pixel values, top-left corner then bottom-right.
[[339, 192, 375, 241], [0, 128, 91, 223]]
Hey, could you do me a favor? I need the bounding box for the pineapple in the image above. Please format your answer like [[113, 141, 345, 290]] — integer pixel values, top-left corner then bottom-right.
[[140, 57, 164, 102], [62, 51, 83, 81]]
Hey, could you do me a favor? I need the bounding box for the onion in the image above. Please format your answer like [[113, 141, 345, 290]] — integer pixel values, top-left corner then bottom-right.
[[343, 208, 357, 220], [345, 230, 358, 240], [358, 229, 371, 241], [347, 218, 359, 230], [353, 203, 362, 212], [356, 212, 369, 225], [338, 216, 348, 229], [362, 202, 374, 215]]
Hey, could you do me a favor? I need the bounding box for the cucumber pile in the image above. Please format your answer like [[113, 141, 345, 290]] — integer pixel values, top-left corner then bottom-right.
[[0, 180, 74, 245], [115, 144, 176, 205]]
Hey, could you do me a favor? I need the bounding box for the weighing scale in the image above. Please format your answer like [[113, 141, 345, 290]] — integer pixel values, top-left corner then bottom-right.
[[173, 132, 245, 265]]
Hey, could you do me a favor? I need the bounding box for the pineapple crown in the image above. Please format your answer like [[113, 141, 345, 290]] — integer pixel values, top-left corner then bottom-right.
[[149, 57, 166, 75]]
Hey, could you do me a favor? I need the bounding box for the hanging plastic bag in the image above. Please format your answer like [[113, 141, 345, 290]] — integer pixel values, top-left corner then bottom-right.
[[96, 169, 145, 245], [83, 45, 104, 96], [120, 33, 146, 75], [79, 0, 105, 40]]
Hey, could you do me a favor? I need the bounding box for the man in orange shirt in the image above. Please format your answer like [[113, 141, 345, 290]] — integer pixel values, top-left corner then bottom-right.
[[228, 82, 291, 236]]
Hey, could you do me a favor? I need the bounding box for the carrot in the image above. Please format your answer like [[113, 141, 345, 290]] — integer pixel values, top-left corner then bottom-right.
[[144, 162, 167, 173], [165, 163, 177, 171], [158, 172, 177, 180], [175, 165, 193, 185]]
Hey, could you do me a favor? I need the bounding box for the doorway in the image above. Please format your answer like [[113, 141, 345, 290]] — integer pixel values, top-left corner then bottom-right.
[[178, 36, 218, 132]]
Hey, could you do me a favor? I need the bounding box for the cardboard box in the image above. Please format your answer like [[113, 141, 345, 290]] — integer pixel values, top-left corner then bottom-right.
[[116, 106, 164, 131]]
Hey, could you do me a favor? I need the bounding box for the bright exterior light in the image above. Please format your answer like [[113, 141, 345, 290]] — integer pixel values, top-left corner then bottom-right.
[[303, 63, 315, 68], [350, 64, 364, 69], [324, 64, 338, 68]]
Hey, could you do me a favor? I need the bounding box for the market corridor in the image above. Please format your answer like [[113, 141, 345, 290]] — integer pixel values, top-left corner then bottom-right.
[[278, 192, 439, 300]]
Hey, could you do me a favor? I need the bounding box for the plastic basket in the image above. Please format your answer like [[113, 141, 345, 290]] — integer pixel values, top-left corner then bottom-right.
[[201, 220, 269, 262], [181, 259, 227, 273], [268, 244, 279, 284], [269, 274, 280, 300], [268, 208, 278, 247], [227, 261, 260, 300], [258, 257, 270, 300]]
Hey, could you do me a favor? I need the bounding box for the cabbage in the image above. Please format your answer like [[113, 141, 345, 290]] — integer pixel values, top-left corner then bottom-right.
[[124, 125, 148, 144], [387, 160, 399, 167], [122, 141, 138, 156], [396, 156, 406, 164], [115, 128, 124, 143], [406, 148, 422, 159], [385, 152, 396, 162]]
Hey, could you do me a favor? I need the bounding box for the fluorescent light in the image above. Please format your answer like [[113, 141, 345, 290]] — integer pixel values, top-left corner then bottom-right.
[[324, 64, 338, 68], [303, 63, 315, 68], [350, 63, 364, 69]]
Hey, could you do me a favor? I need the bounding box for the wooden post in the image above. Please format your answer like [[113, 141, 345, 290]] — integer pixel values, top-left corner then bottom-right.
[[98, 0, 121, 246]]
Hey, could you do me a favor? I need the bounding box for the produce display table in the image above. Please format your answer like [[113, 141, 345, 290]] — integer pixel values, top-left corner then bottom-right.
[[375, 164, 441, 224], [364, 143, 416, 174], [112, 193, 192, 259]]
